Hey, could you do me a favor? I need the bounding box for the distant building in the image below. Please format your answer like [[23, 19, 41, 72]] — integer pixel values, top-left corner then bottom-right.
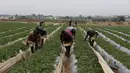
[[0, 16, 9, 20], [126, 19, 130, 21]]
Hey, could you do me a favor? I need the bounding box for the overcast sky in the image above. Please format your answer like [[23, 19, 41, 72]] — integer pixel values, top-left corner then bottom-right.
[[0, 0, 129, 16]]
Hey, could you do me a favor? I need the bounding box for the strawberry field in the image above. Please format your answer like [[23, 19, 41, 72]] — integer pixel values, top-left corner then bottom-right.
[[80, 24, 130, 73], [0, 22, 130, 73]]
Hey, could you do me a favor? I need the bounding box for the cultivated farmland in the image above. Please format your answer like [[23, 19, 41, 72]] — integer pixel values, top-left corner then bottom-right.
[[0, 21, 130, 73], [80, 24, 130, 73]]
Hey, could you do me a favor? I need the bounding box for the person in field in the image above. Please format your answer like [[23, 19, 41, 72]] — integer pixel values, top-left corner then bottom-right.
[[74, 21, 77, 27], [69, 20, 72, 26], [66, 22, 76, 41], [84, 30, 98, 46], [25, 29, 41, 53], [60, 21, 76, 57], [37, 21, 45, 30], [36, 21, 47, 47], [60, 29, 73, 57]]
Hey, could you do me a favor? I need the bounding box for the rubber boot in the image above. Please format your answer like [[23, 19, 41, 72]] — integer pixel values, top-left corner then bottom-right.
[[35, 43, 39, 51], [65, 46, 71, 58], [40, 39, 44, 48], [89, 38, 92, 46], [91, 40, 94, 47], [31, 46, 34, 53]]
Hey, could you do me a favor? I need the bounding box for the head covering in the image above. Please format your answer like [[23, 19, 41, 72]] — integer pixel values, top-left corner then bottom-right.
[[37, 21, 45, 26]]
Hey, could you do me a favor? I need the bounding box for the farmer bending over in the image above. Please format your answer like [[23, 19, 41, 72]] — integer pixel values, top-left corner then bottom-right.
[[36, 21, 47, 47], [84, 30, 98, 46], [66, 24, 76, 40], [25, 29, 41, 53], [60, 28, 74, 57]]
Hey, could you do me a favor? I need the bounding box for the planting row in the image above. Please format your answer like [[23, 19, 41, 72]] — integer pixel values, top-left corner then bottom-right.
[[8, 26, 64, 73], [85, 24, 130, 35], [0, 22, 54, 36], [0, 27, 27, 37], [7, 26, 104, 73], [74, 28, 103, 73], [96, 29, 130, 50], [102, 28, 130, 41], [0, 23, 53, 39], [0, 28, 33, 45], [80, 25, 130, 70], [0, 22, 35, 32], [96, 36, 130, 69], [0, 25, 59, 62], [100, 26, 130, 35], [0, 24, 58, 45], [83, 25, 130, 69]]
